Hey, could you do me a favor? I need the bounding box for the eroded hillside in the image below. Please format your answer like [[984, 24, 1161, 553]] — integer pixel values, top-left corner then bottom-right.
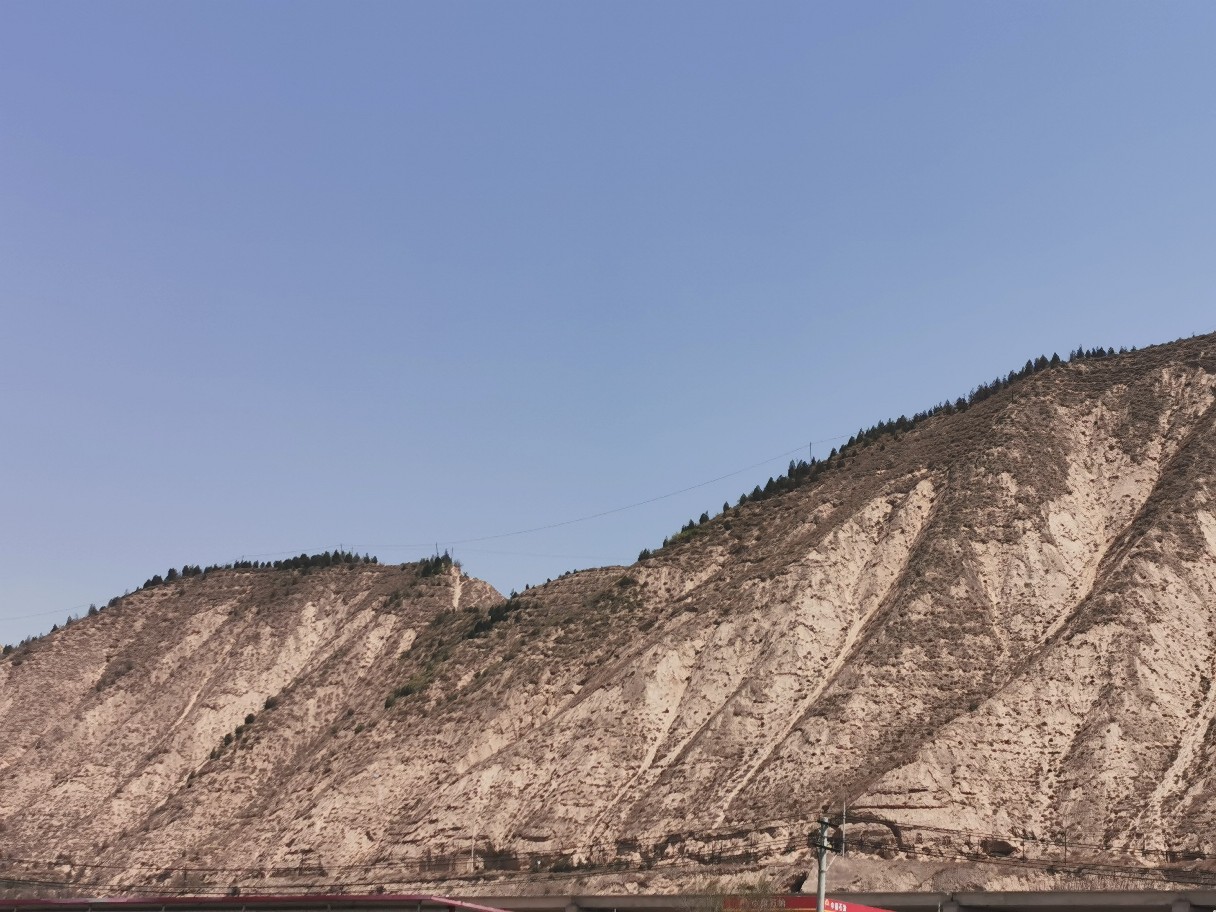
[[4, 334, 1216, 897]]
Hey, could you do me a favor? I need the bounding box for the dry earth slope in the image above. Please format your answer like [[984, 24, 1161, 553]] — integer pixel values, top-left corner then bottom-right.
[[3, 333, 1216, 896]]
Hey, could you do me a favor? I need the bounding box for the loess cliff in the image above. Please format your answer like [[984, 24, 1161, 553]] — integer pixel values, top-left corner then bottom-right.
[[4, 333, 1216, 896]]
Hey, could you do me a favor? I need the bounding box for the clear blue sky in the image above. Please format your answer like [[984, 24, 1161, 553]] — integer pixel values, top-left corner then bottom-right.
[[2, 2, 1214, 646]]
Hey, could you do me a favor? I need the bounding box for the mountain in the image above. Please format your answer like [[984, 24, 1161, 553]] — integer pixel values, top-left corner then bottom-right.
[[3, 333, 1216, 897]]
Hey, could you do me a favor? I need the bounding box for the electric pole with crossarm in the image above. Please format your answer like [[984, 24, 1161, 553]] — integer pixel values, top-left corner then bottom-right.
[[811, 816, 845, 912]]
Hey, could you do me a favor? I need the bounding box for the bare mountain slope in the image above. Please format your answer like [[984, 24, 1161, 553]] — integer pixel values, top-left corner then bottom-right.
[[0, 562, 503, 888], [4, 334, 1216, 895]]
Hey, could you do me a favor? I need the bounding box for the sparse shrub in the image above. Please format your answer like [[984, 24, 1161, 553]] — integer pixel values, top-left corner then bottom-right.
[[466, 596, 526, 638], [95, 657, 135, 691], [244, 713, 255, 725], [389, 673, 434, 701]]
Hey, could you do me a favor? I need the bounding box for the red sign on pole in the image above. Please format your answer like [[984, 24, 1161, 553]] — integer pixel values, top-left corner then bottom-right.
[[723, 898, 895, 912], [824, 900, 898, 912]]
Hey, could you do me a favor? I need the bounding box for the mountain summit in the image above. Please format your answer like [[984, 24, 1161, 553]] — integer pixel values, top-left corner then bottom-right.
[[4, 333, 1216, 896]]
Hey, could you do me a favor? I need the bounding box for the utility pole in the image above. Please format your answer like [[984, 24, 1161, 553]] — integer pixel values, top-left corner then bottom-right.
[[811, 817, 844, 912], [816, 818, 830, 912]]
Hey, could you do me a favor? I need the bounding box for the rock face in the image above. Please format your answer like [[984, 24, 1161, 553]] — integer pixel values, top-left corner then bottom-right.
[[4, 334, 1216, 896]]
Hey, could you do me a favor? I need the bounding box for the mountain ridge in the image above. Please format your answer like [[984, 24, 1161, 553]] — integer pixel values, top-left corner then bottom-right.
[[4, 332, 1216, 897]]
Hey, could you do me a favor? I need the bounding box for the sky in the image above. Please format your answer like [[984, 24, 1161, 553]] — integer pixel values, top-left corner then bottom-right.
[[2, 1, 1215, 646]]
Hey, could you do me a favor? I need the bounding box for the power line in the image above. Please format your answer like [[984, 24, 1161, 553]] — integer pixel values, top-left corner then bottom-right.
[[9, 819, 1214, 895], [8, 842, 1211, 897], [0, 816, 809, 876], [2, 602, 92, 622], [0, 435, 847, 628], [386, 440, 844, 548], [232, 435, 850, 558]]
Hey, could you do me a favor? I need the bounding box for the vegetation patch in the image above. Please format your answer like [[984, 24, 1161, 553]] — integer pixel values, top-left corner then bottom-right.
[[384, 593, 541, 708], [385, 671, 436, 707], [95, 657, 135, 691], [209, 710, 260, 760], [416, 551, 455, 578], [141, 551, 379, 591], [466, 595, 532, 639]]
